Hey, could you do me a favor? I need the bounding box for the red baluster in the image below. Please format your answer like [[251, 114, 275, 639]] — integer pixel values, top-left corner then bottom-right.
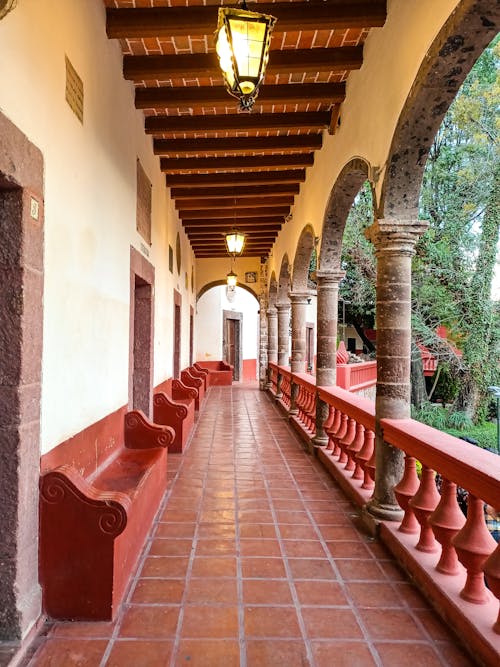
[[339, 417, 356, 468], [484, 543, 500, 633], [364, 432, 376, 489], [324, 406, 336, 451], [395, 456, 421, 535], [332, 413, 348, 459], [357, 429, 375, 490], [348, 423, 365, 480], [429, 479, 466, 575], [408, 466, 440, 552], [453, 495, 497, 604]]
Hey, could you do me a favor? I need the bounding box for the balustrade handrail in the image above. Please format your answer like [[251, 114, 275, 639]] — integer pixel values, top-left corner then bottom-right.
[[292, 371, 317, 391], [318, 385, 376, 431], [382, 418, 500, 509]]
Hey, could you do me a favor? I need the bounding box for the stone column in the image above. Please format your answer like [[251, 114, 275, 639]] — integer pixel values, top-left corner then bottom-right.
[[276, 302, 291, 366], [266, 306, 278, 389], [289, 292, 309, 414], [258, 294, 268, 390], [365, 219, 428, 522], [313, 270, 345, 447]]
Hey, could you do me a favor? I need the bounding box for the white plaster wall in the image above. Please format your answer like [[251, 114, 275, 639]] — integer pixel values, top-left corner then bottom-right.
[[0, 0, 195, 452]]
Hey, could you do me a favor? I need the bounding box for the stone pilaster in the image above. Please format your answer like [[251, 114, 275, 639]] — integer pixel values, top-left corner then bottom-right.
[[276, 302, 291, 367], [258, 294, 268, 390], [313, 270, 345, 447], [365, 219, 428, 521], [266, 306, 278, 389], [289, 292, 308, 415]]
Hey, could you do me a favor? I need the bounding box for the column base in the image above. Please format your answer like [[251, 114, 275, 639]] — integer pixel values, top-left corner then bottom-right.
[[312, 435, 328, 449], [365, 498, 404, 524]]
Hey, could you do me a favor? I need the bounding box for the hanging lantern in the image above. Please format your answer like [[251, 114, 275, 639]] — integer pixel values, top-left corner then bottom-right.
[[215, 3, 276, 111], [226, 269, 238, 287], [225, 229, 246, 255]]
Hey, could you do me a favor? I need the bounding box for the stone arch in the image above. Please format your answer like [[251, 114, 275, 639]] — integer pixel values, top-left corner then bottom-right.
[[197, 280, 259, 302], [277, 253, 291, 304], [319, 157, 371, 271], [291, 224, 316, 292], [0, 111, 44, 640], [380, 0, 499, 221], [268, 271, 278, 308]]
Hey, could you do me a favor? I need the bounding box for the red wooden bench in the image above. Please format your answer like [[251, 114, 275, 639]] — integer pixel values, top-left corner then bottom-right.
[[180, 367, 204, 409], [195, 361, 233, 386], [153, 378, 196, 453], [39, 410, 174, 621]]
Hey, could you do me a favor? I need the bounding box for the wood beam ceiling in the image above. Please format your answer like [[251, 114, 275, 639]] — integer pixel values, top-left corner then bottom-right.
[[105, 0, 386, 259], [107, 2, 386, 38]]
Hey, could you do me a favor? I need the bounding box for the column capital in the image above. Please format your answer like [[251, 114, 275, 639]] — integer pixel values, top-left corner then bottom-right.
[[315, 269, 345, 285], [276, 301, 291, 313], [289, 291, 309, 304], [365, 218, 428, 257], [267, 306, 277, 317]]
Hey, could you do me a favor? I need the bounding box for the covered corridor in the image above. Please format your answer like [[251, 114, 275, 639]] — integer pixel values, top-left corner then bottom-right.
[[22, 384, 472, 667]]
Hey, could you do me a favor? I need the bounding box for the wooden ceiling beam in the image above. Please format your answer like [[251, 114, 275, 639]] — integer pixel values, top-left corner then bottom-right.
[[183, 221, 283, 230], [124, 47, 363, 82], [166, 169, 306, 187], [107, 2, 386, 38], [180, 206, 290, 219], [171, 184, 300, 199], [154, 134, 322, 156], [161, 154, 313, 173], [176, 196, 294, 210], [148, 112, 330, 135], [138, 83, 345, 111]]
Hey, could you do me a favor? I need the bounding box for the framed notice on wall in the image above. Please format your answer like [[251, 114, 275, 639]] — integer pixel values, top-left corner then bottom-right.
[[245, 272, 257, 283]]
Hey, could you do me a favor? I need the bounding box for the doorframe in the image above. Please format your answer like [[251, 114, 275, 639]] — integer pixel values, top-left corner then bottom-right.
[[129, 247, 155, 418], [0, 111, 44, 640], [173, 289, 182, 378], [223, 310, 242, 381]]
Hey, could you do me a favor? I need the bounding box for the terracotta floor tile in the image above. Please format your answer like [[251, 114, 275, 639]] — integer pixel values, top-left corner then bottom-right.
[[288, 558, 335, 580], [197, 523, 236, 538], [246, 640, 311, 666], [279, 523, 318, 540], [149, 539, 194, 557], [239, 523, 277, 539], [335, 559, 386, 581], [240, 538, 282, 557], [317, 524, 362, 540], [180, 605, 239, 638], [106, 640, 173, 666], [241, 557, 287, 579], [275, 510, 311, 524], [49, 621, 115, 638], [119, 606, 180, 638], [374, 642, 444, 666], [326, 540, 371, 558], [140, 556, 190, 578], [346, 582, 405, 608], [295, 580, 347, 606], [29, 639, 107, 666], [154, 522, 196, 539], [302, 608, 363, 639], [312, 641, 377, 667], [160, 509, 199, 523], [190, 555, 236, 577], [283, 539, 327, 558], [414, 609, 459, 641], [242, 579, 294, 605], [238, 509, 274, 523], [271, 499, 306, 510], [394, 583, 431, 609], [175, 639, 240, 666], [130, 578, 185, 604], [195, 538, 236, 556], [436, 642, 476, 666], [185, 578, 238, 604], [360, 608, 426, 640], [244, 606, 302, 638]]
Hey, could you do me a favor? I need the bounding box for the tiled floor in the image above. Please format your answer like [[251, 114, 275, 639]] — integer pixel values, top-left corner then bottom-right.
[[26, 383, 475, 666]]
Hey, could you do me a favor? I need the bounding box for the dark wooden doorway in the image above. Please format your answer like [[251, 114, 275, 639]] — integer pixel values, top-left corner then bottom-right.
[[223, 310, 242, 381], [173, 290, 181, 378], [306, 323, 315, 373], [189, 306, 194, 366]]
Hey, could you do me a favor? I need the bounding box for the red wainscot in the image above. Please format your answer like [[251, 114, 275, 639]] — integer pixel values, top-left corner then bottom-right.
[[39, 410, 174, 621]]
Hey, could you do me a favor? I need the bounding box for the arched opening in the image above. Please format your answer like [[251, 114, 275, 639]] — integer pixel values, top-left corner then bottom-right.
[[195, 284, 259, 382]]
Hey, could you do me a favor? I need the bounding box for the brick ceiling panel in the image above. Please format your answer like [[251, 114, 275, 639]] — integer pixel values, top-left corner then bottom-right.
[[104, 0, 386, 257]]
